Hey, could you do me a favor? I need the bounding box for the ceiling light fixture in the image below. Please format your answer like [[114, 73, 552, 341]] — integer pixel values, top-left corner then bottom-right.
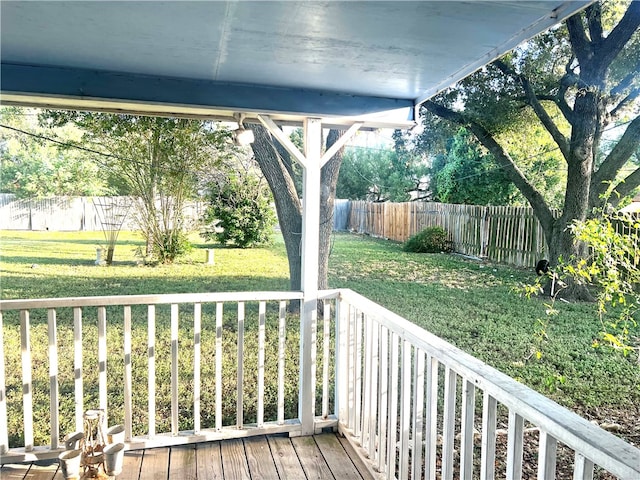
[[233, 113, 255, 146]]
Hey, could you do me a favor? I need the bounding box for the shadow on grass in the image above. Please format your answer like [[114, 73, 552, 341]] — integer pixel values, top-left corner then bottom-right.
[[3, 237, 145, 246], [0, 273, 292, 312]]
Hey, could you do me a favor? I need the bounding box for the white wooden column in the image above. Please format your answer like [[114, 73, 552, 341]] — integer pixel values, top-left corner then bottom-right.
[[256, 114, 361, 435], [299, 117, 322, 434]]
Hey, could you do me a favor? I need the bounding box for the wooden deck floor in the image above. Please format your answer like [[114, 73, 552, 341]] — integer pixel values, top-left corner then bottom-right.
[[0, 433, 373, 479]]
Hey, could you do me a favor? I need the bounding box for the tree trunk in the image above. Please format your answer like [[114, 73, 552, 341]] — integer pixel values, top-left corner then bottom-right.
[[250, 125, 346, 300], [250, 126, 303, 292], [319, 129, 346, 290]]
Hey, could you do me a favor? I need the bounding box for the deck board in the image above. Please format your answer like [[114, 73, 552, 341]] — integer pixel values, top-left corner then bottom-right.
[[267, 435, 308, 478], [0, 464, 31, 480], [315, 433, 364, 479], [1, 433, 374, 479], [118, 449, 144, 480], [169, 444, 197, 480], [220, 438, 251, 479], [139, 446, 170, 480], [24, 463, 59, 480], [292, 435, 335, 479], [243, 436, 279, 479], [196, 442, 224, 480]]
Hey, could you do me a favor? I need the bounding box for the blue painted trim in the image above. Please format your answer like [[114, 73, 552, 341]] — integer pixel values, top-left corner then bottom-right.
[[1, 63, 414, 121]]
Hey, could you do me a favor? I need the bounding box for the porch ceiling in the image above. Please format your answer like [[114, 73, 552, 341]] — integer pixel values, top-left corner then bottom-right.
[[0, 1, 591, 128]]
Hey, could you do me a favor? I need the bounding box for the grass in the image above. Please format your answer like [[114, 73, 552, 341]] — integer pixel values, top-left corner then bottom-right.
[[1, 230, 639, 448]]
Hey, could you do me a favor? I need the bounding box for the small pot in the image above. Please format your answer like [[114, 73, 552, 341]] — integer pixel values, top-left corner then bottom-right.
[[58, 448, 82, 479], [107, 424, 125, 444], [103, 442, 125, 476], [63, 431, 84, 451]]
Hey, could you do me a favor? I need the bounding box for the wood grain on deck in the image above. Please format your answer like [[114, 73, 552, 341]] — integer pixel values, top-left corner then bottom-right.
[[0, 433, 372, 479]]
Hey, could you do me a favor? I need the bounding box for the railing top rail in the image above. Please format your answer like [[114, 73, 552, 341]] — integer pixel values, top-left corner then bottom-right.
[[337, 288, 640, 479], [0, 291, 304, 311]]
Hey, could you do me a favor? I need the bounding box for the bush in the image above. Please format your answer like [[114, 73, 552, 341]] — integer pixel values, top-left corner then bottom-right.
[[403, 226, 450, 253], [201, 172, 277, 248], [152, 230, 193, 263]]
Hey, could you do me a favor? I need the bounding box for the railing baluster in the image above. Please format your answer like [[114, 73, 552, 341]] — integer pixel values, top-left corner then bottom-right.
[[386, 332, 399, 480], [377, 325, 389, 473], [399, 340, 411, 480], [193, 303, 201, 434], [538, 431, 557, 480], [257, 301, 266, 427], [215, 302, 223, 431], [170, 303, 179, 435], [20, 310, 33, 451], [123, 306, 132, 441], [411, 349, 425, 480], [442, 366, 457, 480], [461, 379, 476, 479], [573, 452, 595, 480], [361, 310, 372, 448], [277, 301, 286, 425], [347, 304, 355, 431], [98, 306, 108, 429], [368, 318, 379, 460], [354, 310, 363, 438], [237, 302, 244, 429], [47, 309, 60, 449], [506, 411, 524, 480], [147, 305, 156, 437], [73, 307, 83, 433], [424, 354, 438, 480], [480, 392, 497, 480], [0, 312, 7, 454], [321, 300, 330, 419]]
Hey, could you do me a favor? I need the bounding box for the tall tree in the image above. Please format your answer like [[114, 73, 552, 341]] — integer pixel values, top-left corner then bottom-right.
[[249, 125, 345, 293], [41, 111, 232, 262], [336, 132, 428, 202], [420, 1, 640, 298], [0, 107, 110, 197], [429, 128, 520, 205]]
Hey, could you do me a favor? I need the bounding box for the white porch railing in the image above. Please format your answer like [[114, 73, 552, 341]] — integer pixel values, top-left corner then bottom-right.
[[0, 291, 339, 463], [1, 289, 639, 479], [333, 289, 640, 480]]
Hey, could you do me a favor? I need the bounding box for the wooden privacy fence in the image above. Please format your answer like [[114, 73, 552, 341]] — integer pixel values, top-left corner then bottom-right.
[[346, 201, 554, 268]]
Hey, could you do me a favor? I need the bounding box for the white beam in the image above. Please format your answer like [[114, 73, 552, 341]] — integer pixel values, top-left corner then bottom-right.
[[257, 114, 308, 168], [320, 122, 363, 168], [299, 117, 322, 435]]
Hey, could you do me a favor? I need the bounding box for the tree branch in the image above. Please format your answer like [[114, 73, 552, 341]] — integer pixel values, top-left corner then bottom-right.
[[611, 67, 639, 96], [598, 1, 640, 74], [422, 100, 556, 232], [494, 59, 570, 160], [534, 93, 575, 125], [611, 167, 640, 207], [591, 115, 640, 201], [585, 4, 603, 45], [566, 12, 592, 68], [610, 87, 640, 121]]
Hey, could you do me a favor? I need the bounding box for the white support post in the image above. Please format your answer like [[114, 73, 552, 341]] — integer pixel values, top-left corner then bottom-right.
[[299, 117, 322, 435]]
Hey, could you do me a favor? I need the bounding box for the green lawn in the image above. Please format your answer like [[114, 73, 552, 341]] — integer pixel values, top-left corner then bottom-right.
[[1, 230, 638, 447]]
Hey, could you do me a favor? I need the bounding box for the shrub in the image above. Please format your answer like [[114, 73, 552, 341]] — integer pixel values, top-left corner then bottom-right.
[[201, 172, 277, 248], [403, 226, 450, 253], [152, 230, 193, 263]]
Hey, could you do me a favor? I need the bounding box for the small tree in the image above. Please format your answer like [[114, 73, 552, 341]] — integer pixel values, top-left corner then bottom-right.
[[201, 167, 276, 248], [525, 200, 640, 359]]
